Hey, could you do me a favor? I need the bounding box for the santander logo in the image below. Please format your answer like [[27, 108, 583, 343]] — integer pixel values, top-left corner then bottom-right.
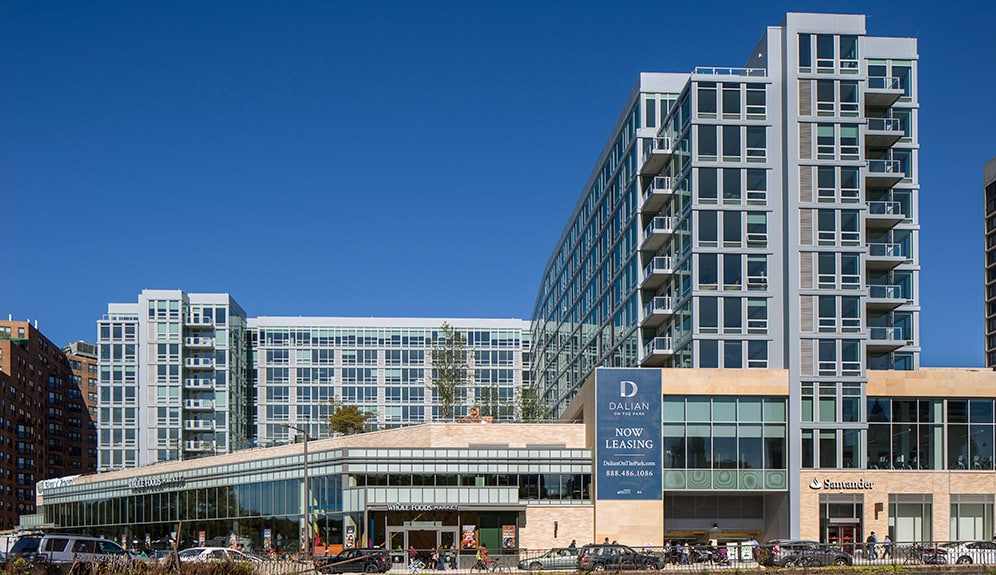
[[809, 478, 823, 490]]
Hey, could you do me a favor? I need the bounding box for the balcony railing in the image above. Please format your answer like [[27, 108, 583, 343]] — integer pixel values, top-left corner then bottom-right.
[[868, 160, 902, 175], [868, 118, 901, 132], [869, 326, 904, 341], [644, 216, 674, 237], [644, 256, 674, 278], [868, 201, 905, 217], [183, 378, 214, 390], [869, 284, 903, 300], [183, 399, 215, 410], [184, 440, 216, 452], [642, 136, 672, 162], [868, 243, 907, 258], [184, 357, 215, 369], [184, 420, 215, 431], [693, 66, 767, 77], [644, 336, 674, 356], [184, 336, 215, 347], [644, 296, 674, 317], [868, 76, 901, 90]]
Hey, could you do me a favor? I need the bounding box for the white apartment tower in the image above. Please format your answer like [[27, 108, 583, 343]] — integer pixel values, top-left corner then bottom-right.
[[97, 290, 249, 471], [531, 12, 919, 532]]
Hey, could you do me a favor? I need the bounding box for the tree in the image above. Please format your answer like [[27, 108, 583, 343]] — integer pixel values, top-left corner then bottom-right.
[[430, 323, 469, 420], [517, 384, 549, 422], [329, 404, 371, 435]]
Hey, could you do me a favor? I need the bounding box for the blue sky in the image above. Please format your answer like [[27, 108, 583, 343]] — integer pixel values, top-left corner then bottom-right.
[[2, 1, 994, 366]]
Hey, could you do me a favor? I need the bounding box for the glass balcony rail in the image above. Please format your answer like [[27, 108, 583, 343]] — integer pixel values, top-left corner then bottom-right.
[[183, 420, 215, 431], [184, 357, 215, 369], [185, 316, 214, 326], [184, 336, 215, 347], [868, 159, 902, 175], [868, 117, 901, 132], [183, 378, 214, 389], [183, 399, 215, 410], [693, 66, 767, 77], [644, 336, 674, 356], [644, 296, 674, 317], [868, 201, 905, 217], [868, 76, 901, 90], [869, 326, 904, 341], [746, 275, 768, 290], [869, 284, 903, 299], [644, 256, 674, 277], [184, 440, 215, 451], [868, 242, 907, 258], [642, 136, 672, 162], [643, 216, 674, 238]]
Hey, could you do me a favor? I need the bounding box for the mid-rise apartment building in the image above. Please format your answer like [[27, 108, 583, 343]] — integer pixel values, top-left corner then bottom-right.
[[99, 291, 532, 468], [985, 157, 996, 366], [531, 13, 919, 535], [97, 290, 250, 471], [250, 317, 531, 445], [0, 320, 93, 528]]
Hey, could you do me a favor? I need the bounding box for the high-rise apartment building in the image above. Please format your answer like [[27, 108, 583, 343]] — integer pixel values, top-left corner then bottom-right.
[[531, 13, 918, 531], [985, 157, 996, 366], [533, 12, 919, 415], [97, 290, 249, 471], [0, 320, 94, 528], [250, 317, 531, 445], [63, 341, 98, 474]]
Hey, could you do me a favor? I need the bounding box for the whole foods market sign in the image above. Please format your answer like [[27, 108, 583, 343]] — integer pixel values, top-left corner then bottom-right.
[[129, 473, 186, 491], [595, 368, 663, 500]]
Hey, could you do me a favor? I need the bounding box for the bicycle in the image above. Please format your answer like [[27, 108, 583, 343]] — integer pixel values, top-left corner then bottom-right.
[[470, 558, 511, 574]]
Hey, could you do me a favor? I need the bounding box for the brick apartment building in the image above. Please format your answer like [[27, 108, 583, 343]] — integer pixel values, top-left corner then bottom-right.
[[0, 320, 95, 529]]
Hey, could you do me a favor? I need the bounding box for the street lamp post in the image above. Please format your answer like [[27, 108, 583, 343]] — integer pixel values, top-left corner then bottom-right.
[[283, 422, 311, 561]]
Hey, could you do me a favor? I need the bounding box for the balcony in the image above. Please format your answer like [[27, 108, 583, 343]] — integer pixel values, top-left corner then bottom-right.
[[183, 420, 215, 431], [184, 440, 216, 452], [183, 378, 214, 390], [639, 136, 673, 176], [867, 242, 909, 270], [867, 326, 907, 352], [642, 256, 675, 289], [643, 296, 675, 327], [642, 176, 675, 213], [641, 216, 675, 251], [184, 357, 215, 370], [643, 336, 674, 359], [865, 76, 903, 110], [866, 160, 904, 189], [867, 284, 907, 311], [865, 117, 902, 150], [184, 336, 215, 349], [866, 201, 907, 229], [184, 316, 214, 327], [183, 399, 215, 411]]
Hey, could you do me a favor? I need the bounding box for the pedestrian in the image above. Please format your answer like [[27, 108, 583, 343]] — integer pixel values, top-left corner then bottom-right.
[[568, 540, 577, 550], [882, 535, 892, 559], [866, 532, 878, 560], [603, 537, 610, 544], [749, 536, 759, 562]]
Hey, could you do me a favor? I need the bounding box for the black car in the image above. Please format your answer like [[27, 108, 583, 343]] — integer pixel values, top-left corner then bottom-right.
[[319, 548, 391, 573], [759, 540, 852, 567], [577, 544, 658, 571]]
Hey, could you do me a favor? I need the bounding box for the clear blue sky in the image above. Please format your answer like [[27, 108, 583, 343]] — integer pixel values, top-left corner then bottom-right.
[[2, 1, 993, 367]]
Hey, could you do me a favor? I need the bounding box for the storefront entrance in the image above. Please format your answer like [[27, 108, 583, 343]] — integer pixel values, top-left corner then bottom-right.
[[387, 526, 458, 553]]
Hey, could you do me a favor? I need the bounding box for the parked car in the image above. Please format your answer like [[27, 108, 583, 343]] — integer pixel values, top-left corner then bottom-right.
[[923, 541, 996, 564], [8, 534, 133, 564], [319, 548, 391, 573], [519, 548, 579, 571], [577, 544, 658, 571], [759, 540, 852, 567], [172, 547, 262, 563]]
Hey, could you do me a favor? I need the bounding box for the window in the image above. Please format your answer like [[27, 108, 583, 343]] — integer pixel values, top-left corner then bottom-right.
[[746, 84, 766, 118], [698, 168, 717, 204], [724, 254, 742, 291], [724, 340, 742, 368], [818, 210, 836, 245], [841, 297, 861, 333], [747, 341, 767, 368], [700, 297, 718, 333], [746, 169, 766, 204], [699, 212, 718, 247], [747, 299, 767, 334], [746, 126, 766, 161], [722, 125, 740, 161], [722, 84, 740, 119], [698, 125, 717, 160], [699, 340, 719, 368], [817, 166, 835, 202], [818, 253, 836, 288], [841, 340, 860, 375], [724, 297, 742, 334], [840, 125, 859, 160], [816, 80, 834, 115], [841, 167, 859, 202], [840, 81, 858, 115], [816, 34, 834, 72], [698, 83, 717, 118], [799, 34, 812, 72], [747, 255, 767, 290], [723, 168, 741, 204], [723, 211, 741, 248], [841, 210, 860, 245], [839, 35, 858, 71], [817, 124, 835, 159], [699, 254, 718, 289]]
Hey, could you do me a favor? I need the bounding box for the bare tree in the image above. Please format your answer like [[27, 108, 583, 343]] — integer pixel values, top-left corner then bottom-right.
[[430, 323, 469, 420]]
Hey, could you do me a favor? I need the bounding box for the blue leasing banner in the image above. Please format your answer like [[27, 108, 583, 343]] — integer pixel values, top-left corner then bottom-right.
[[595, 368, 663, 500]]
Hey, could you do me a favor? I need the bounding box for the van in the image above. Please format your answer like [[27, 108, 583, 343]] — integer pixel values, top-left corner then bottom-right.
[[9, 534, 131, 564]]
